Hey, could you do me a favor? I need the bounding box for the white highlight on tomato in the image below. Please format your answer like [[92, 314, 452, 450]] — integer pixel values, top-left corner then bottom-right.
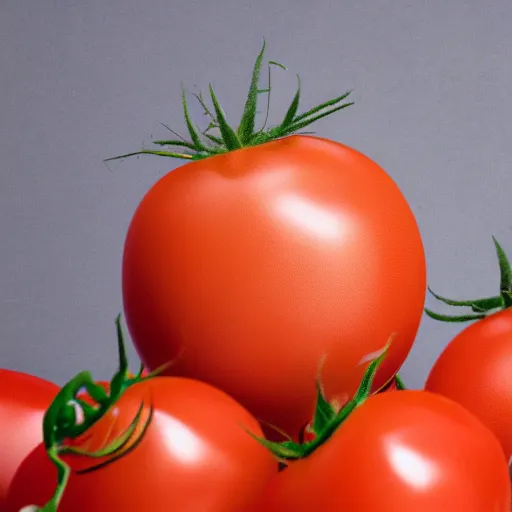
[[156, 413, 208, 464], [275, 194, 343, 240], [19, 506, 40, 512], [386, 437, 438, 489]]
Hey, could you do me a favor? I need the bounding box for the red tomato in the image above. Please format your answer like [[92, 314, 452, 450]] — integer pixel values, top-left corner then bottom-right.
[[122, 135, 426, 439], [6, 377, 277, 512], [249, 390, 511, 511], [0, 369, 59, 507], [425, 308, 512, 459]]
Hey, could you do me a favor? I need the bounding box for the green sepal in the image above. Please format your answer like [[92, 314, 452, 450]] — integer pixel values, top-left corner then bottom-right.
[[181, 86, 210, 153], [105, 42, 353, 165], [394, 374, 406, 390], [75, 404, 154, 475], [494, 236, 512, 305], [237, 40, 266, 143], [425, 236, 512, 323], [208, 84, 243, 151], [280, 75, 301, 129], [276, 92, 353, 137], [311, 378, 336, 435], [427, 287, 503, 312], [204, 133, 223, 145], [424, 308, 486, 322], [32, 314, 159, 512], [244, 340, 391, 461], [151, 139, 198, 150], [63, 401, 146, 459], [503, 291, 512, 309], [291, 90, 352, 124]]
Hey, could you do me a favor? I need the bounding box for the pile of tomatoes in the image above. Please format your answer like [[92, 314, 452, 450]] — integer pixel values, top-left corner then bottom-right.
[[3, 42, 512, 512]]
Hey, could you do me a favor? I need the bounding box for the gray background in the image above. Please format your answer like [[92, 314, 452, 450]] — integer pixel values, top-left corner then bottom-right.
[[1, 0, 511, 388]]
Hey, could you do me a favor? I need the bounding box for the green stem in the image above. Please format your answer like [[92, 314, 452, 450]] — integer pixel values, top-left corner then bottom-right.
[[395, 374, 406, 390], [40, 447, 71, 511], [426, 236, 512, 323], [29, 314, 164, 512]]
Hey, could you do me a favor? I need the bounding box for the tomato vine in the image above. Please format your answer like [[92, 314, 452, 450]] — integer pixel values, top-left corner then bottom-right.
[[27, 315, 167, 512]]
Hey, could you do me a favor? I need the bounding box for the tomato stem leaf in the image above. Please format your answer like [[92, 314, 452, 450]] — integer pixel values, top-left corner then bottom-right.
[[395, 374, 406, 390], [208, 84, 243, 151], [237, 40, 266, 144], [311, 378, 337, 435], [104, 42, 353, 165], [425, 236, 512, 322], [427, 287, 503, 312], [28, 314, 159, 512], [244, 338, 392, 461], [424, 308, 486, 322]]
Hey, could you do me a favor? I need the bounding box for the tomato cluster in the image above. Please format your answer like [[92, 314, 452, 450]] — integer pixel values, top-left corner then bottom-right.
[[2, 42, 512, 511]]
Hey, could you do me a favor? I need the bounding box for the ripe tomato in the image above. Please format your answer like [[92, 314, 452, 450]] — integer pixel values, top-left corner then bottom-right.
[[6, 377, 277, 512], [0, 369, 59, 507], [425, 308, 512, 459], [249, 390, 511, 511], [424, 236, 512, 459], [122, 134, 426, 439], [110, 43, 426, 440]]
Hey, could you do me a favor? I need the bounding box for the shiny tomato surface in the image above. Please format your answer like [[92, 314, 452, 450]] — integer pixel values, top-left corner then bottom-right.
[[425, 308, 512, 458], [0, 369, 58, 507], [249, 390, 511, 512], [122, 135, 426, 439], [6, 377, 277, 512]]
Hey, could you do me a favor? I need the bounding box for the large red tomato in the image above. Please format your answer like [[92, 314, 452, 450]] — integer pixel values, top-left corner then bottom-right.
[[110, 44, 426, 439], [122, 135, 426, 438], [6, 377, 277, 512], [0, 369, 59, 507], [249, 390, 511, 511]]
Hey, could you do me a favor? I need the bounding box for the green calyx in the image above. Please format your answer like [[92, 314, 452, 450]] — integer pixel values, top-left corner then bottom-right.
[[31, 315, 167, 512], [394, 373, 406, 390], [246, 339, 392, 462], [425, 236, 512, 323], [104, 40, 353, 165]]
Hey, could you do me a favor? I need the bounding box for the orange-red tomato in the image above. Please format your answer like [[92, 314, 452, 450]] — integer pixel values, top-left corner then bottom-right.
[[425, 308, 512, 459], [122, 135, 426, 439], [249, 391, 511, 512], [6, 377, 277, 512], [0, 369, 59, 507]]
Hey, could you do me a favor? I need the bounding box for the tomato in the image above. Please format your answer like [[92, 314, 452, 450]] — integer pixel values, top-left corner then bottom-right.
[[249, 390, 511, 512], [122, 134, 426, 439], [425, 308, 512, 459], [109, 43, 426, 440], [6, 377, 277, 512], [424, 236, 512, 459], [0, 369, 59, 507]]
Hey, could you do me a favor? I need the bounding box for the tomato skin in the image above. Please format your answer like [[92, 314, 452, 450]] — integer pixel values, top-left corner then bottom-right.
[[250, 391, 511, 512], [6, 377, 277, 512], [0, 369, 59, 507], [425, 308, 512, 459], [123, 135, 426, 438]]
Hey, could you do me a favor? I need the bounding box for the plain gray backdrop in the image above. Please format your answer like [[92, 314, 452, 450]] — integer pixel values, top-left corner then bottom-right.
[[1, 0, 511, 388]]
